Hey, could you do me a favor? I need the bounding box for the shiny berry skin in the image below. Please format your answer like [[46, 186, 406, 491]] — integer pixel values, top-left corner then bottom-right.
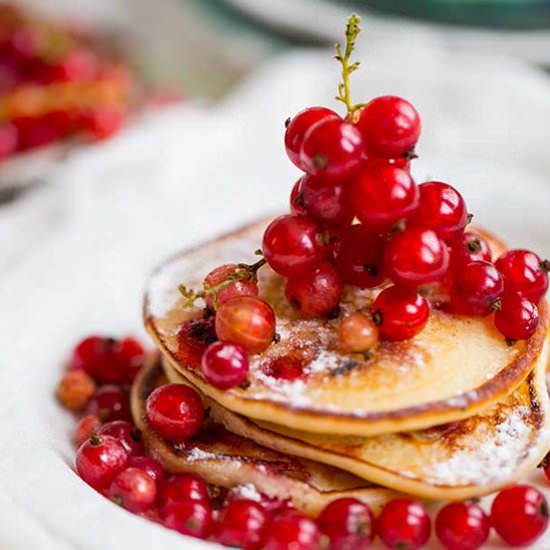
[[163, 499, 213, 539], [74, 414, 101, 447], [285, 261, 343, 318], [111, 337, 146, 383], [450, 232, 492, 268], [145, 383, 204, 444], [495, 249, 549, 303], [333, 224, 386, 288], [87, 385, 131, 422], [412, 181, 468, 242], [450, 261, 504, 316], [75, 435, 129, 491], [300, 174, 353, 227], [203, 264, 259, 310], [285, 107, 339, 170], [69, 336, 113, 375], [176, 316, 217, 369], [357, 95, 421, 158], [201, 341, 249, 389], [353, 165, 419, 231], [127, 455, 166, 484], [108, 467, 157, 513], [338, 313, 379, 352], [98, 420, 143, 456], [317, 497, 375, 550], [373, 286, 430, 341], [377, 498, 431, 550], [384, 225, 449, 287], [491, 485, 549, 547], [494, 294, 539, 341], [436, 501, 489, 550], [263, 214, 323, 277], [159, 473, 210, 506], [290, 178, 307, 215], [217, 499, 269, 549], [215, 296, 276, 354], [263, 512, 324, 550], [300, 117, 363, 180], [263, 355, 305, 381]]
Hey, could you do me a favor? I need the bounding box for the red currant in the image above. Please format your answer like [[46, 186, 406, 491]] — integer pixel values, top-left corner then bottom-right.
[[217, 499, 269, 550], [377, 498, 431, 550], [263, 214, 323, 277], [145, 383, 204, 443], [412, 181, 468, 242], [111, 337, 146, 383], [201, 340, 249, 389], [317, 497, 375, 550], [203, 264, 259, 310], [50, 48, 99, 82], [176, 316, 217, 369], [163, 499, 213, 539], [384, 225, 449, 287], [69, 336, 113, 374], [0, 122, 18, 160], [333, 224, 386, 288], [215, 296, 275, 354], [264, 511, 324, 550], [494, 293, 539, 341], [263, 355, 305, 381], [75, 435, 128, 491], [356, 95, 421, 158], [300, 117, 363, 180], [285, 261, 343, 318], [372, 286, 430, 341], [57, 370, 96, 411], [495, 249, 549, 303], [98, 420, 144, 456], [449, 232, 492, 269], [108, 467, 157, 513], [87, 385, 131, 422], [285, 107, 339, 170], [159, 473, 210, 506], [83, 106, 124, 141], [491, 485, 549, 547], [353, 165, 419, 230], [74, 414, 101, 448], [127, 455, 166, 484], [290, 178, 306, 215], [436, 501, 489, 550], [338, 313, 379, 352], [450, 261, 504, 316]]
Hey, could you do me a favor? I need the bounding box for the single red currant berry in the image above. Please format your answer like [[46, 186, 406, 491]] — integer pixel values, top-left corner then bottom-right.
[[491, 485, 549, 547], [159, 473, 210, 506], [127, 455, 166, 484], [176, 316, 217, 369], [356, 95, 421, 158], [494, 293, 539, 341], [317, 497, 375, 550], [377, 498, 431, 550], [450, 261, 504, 316], [449, 232, 492, 269], [300, 174, 353, 227], [333, 224, 386, 288], [68, 335, 113, 374], [217, 499, 269, 550], [338, 313, 379, 352], [203, 264, 259, 310], [145, 383, 204, 443], [263, 214, 323, 277], [285, 261, 343, 318], [112, 337, 146, 383], [87, 385, 132, 422], [495, 249, 549, 304], [290, 178, 306, 215], [74, 414, 102, 447], [83, 107, 125, 141], [162, 499, 213, 539], [263, 355, 305, 381], [411, 181, 468, 242], [372, 286, 430, 341], [284, 107, 339, 170], [300, 117, 363, 180], [98, 420, 144, 456], [353, 165, 419, 231], [75, 435, 129, 491], [263, 512, 324, 550], [0, 123, 18, 160], [436, 501, 489, 550], [384, 225, 450, 287], [201, 341, 249, 389], [215, 296, 276, 354], [108, 467, 157, 513], [57, 370, 96, 411]]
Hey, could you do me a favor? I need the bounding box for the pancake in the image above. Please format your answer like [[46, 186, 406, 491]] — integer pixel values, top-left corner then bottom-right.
[[144, 218, 549, 436], [131, 355, 397, 516], [163, 336, 550, 501]]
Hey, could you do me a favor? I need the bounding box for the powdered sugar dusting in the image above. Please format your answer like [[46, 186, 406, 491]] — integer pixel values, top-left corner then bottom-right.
[[227, 484, 263, 502], [176, 446, 220, 461]]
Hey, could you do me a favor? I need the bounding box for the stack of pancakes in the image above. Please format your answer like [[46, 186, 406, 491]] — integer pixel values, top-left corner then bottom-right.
[[132, 219, 550, 514]]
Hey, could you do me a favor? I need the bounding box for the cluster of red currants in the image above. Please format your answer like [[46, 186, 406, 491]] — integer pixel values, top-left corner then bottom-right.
[[0, 3, 136, 160]]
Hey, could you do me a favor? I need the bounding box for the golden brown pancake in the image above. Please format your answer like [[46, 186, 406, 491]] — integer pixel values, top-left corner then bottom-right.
[[131, 355, 397, 516], [144, 218, 549, 437]]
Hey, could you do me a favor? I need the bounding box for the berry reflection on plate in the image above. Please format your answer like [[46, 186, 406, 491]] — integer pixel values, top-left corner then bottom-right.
[[57, 15, 550, 550]]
